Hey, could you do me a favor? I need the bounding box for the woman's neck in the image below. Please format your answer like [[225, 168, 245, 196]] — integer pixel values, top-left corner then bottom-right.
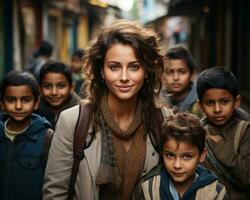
[[107, 93, 138, 132]]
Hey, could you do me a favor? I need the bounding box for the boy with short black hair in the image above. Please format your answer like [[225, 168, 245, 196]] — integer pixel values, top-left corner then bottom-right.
[[0, 70, 53, 200], [161, 45, 202, 117], [197, 66, 250, 199], [132, 112, 227, 200], [36, 61, 81, 129]]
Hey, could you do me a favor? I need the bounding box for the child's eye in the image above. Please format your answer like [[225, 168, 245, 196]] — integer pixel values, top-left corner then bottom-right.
[[204, 100, 214, 106], [56, 84, 66, 89], [5, 97, 16, 103], [183, 154, 193, 160], [219, 98, 230, 105], [164, 152, 174, 159], [21, 97, 32, 103], [165, 69, 174, 76], [178, 69, 188, 75]]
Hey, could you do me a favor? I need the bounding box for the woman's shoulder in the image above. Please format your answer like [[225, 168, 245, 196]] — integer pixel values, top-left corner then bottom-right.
[[60, 104, 80, 116]]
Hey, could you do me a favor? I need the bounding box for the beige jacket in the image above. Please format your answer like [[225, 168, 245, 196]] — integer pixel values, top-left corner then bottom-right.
[[43, 105, 164, 200]]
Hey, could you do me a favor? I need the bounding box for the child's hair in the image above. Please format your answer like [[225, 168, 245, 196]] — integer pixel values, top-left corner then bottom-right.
[[196, 66, 239, 101], [161, 112, 206, 154], [166, 44, 196, 74], [39, 61, 73, 86], [72, 49, 84, 59], [0, 70, 40, 102], [33, 40, 53, 58]]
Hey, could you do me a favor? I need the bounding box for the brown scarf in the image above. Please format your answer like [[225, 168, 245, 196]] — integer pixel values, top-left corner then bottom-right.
[[98, 93, 146, 200]]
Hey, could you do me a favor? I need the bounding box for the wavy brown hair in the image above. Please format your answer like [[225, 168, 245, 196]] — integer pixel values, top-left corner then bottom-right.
[[84, 20, 164, 104], [161, 112, 206, 154]]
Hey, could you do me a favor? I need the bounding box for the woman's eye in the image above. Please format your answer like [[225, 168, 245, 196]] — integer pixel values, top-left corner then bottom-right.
[[109, 65, 120, 71], [129, 64, 140, 71], [42, 84, 52, 89]]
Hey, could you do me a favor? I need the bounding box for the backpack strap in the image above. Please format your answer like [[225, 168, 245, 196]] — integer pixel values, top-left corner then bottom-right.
[[43, 128, 54, 167], [67, 103, 94, 200], [234, 120, 250, 154]]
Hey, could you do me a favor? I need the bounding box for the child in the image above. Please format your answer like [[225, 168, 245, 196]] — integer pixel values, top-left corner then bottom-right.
[[197, 66, 250, 199], [70, 49, 85, 95], [0, 70, 53, 200], [161, 45, 203, 117], [132, 112, 227, 200], [36, 61, 81, 129], [26, 40, 53, 81]]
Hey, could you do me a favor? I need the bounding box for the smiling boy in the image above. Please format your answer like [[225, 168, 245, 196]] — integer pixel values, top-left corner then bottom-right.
[[0, 71, 52, 200], [37, 61, 81, 129], [197, 66, 250, 199], [132, 112, 227, 200]]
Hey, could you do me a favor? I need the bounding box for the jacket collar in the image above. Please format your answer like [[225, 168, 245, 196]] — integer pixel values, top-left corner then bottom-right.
[[0, 114, 48, 141]]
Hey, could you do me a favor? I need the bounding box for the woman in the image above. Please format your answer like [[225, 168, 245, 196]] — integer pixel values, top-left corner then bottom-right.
[[43, 20, 173, 200]]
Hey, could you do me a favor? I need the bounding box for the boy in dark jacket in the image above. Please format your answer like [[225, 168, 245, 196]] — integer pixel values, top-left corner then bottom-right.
[[197, 66, 250, 199], [132, 112, 227, 200], [0, 71, 53, 200], [37, 61, 81, 129]]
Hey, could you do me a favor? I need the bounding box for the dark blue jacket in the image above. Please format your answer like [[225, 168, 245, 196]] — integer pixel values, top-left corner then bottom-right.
[[0, 114, 51, 200], [160, 165, 218, 199]]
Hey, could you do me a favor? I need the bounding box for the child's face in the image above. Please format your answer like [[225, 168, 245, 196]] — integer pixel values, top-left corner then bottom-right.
[[199, 88, 240, 126], [40, 72, 73, 108], [2, 85, 39, 123], [71, 55, 82, 73], [163, 59, 192, 96], [163, 138, 206, 190]]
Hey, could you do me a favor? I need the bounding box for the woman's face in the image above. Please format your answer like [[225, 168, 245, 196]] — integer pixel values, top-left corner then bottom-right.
[[102, 44, 147, 102]]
